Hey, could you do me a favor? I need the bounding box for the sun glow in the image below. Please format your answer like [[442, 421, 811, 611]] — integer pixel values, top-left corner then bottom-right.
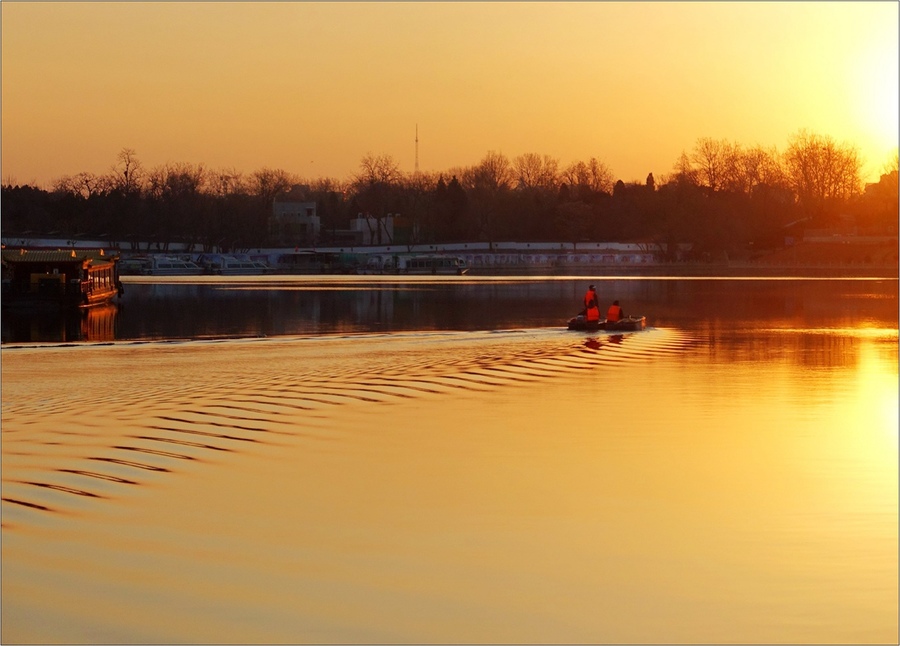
[[877, 372, 900, 448], [850, 35, 900, 172], [857, 342, 900, 449]]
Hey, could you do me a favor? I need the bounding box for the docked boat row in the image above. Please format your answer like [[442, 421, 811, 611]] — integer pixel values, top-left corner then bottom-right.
[[119, 254, 273, 276], [119, 256, 204, 276], [116, 251, 470, 276]]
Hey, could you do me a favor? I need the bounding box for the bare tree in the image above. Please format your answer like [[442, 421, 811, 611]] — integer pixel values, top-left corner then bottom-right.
[[142, 162, 209, 250], [882, 151, 899, 176], [398, 171, 439, 248], [110, 148, 144, 195], [561, 157, 615, 197], [587, 158, 615, 194], [53, 172, 112, 200], [740, 145, 786, 194], [457, 151, 515, 244], [353, 153, 402, 187], [691, 137, 732, 193], [720, 142, 747, 194], [249, 167, 296, 204], [309, 176, 348, 194], [671, 151, 699, 187], [783, 130, 863, 220], [463, 150, 513, 192], [146, 162, 208, 200], [513, 153, 559, 191], [350, 154, 403, 245], [561, 161, 590, 195], [208, 168, 247, 198]]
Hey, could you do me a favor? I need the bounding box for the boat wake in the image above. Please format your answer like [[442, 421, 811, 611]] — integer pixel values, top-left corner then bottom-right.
[[1, 327, 698, 529]]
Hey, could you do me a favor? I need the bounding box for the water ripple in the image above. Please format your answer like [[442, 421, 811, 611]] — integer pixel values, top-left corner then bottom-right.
[[1, 327, 697, 527]]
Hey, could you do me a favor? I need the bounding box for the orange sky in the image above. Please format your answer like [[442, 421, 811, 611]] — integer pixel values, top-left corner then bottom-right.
[[2, 2, 897, 188]]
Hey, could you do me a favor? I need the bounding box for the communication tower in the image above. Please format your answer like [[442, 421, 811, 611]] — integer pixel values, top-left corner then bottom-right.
[[415, 124, 419, 175]]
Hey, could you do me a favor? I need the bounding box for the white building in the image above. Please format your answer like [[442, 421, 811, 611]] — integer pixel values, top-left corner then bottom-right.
[[271, 199, 320, 244], [351, 213, 395, 246]]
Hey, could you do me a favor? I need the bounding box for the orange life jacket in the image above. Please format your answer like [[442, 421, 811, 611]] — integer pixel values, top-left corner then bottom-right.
[[584, 289, 597, 309], [606, 304, 622, 322], [586, 305, 601, 321]]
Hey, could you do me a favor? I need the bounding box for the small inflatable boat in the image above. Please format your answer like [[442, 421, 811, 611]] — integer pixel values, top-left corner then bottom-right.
[[566, 315, 647, 332]]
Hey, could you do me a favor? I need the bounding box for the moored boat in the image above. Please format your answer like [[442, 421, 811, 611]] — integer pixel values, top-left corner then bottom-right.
[[400, 254, 469, 275], [566, 315, 647, 331], [361, 253, 469, 275], [118, 255, 207, 275], [196, 253, 271, 275], [358, 253, 469, 276], [150, 256, 204, 275], [1, 248, 123, 309], [147, 255, 205, 275]]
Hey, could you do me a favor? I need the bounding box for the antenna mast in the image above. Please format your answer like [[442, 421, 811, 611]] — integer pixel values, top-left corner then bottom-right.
[[415, 124, 419, 175]]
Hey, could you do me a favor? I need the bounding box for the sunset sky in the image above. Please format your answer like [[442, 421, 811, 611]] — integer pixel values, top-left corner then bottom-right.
[[2, 2, 898, 188]]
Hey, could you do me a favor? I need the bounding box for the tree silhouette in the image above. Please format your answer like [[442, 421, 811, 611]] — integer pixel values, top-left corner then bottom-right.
[[783, 130, 863, 224], [0, 132, 891, 263]]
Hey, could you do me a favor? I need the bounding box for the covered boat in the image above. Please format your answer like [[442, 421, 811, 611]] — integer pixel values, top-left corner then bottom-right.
[[360, 253, 469, 275], [196, 253, 271, 275], [1, 248, 123, 309], [567, 315, 647, 332]]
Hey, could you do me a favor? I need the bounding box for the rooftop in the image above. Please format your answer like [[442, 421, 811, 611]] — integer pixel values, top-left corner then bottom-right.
[[1, 248, 118, 264]]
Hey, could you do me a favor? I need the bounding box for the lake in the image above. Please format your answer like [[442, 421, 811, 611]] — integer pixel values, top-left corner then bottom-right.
[[1, 275, 897, 643]]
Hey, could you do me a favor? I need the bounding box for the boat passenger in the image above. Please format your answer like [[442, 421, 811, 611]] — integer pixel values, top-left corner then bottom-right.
[[586, 299, 601, 322], [583, 284, 599, 312], [607, 300, 624, 322]]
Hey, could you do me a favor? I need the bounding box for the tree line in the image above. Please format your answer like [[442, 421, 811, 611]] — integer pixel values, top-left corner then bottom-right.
[[2, 130, 897, 257]]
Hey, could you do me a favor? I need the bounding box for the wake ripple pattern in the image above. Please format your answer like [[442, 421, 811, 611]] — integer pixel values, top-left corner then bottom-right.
[[1, 327, 697, 527]]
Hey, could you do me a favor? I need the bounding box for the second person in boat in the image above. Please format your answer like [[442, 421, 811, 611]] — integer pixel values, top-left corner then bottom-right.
[[606, 300, 624, 322]]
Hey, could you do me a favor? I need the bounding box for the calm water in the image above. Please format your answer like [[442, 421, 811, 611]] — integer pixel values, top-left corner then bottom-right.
[[1, 276, 898, 643]]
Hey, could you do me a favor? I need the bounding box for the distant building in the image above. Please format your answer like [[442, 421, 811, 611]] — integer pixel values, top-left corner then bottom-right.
[[351, 214, 395, 246], [271, 194, 320, 245]]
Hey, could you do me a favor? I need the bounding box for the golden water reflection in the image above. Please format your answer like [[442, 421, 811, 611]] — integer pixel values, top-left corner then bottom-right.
[[1, 324, 897, 643]]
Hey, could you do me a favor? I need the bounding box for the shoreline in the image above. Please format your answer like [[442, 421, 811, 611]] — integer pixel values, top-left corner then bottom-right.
[[4, 236, 897, 280], [465, 263, 899, 279]]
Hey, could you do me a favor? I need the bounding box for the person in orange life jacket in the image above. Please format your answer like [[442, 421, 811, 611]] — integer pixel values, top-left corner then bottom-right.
[[583, 284, 598, 313], [606, 300, 624, 322], [585, 298, 601, 322]]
